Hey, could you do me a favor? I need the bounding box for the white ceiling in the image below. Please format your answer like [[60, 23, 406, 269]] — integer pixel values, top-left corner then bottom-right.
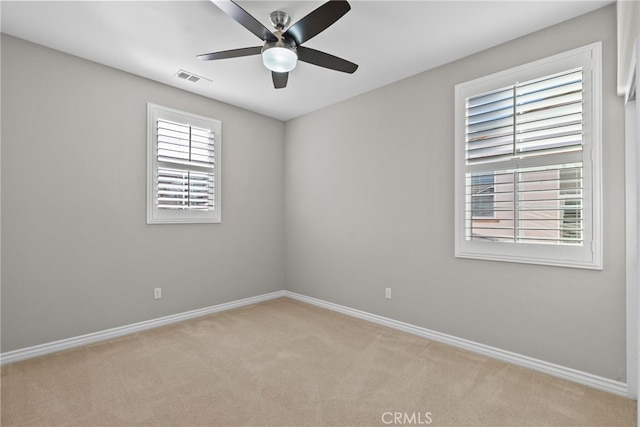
[[1, 0, 612, 121]]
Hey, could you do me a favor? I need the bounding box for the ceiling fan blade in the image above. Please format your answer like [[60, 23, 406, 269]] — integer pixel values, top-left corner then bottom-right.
[[284, 0, 350, 45], [197, 46, 262, 61], [212, 0, 277, 42], [272, 72, 288, 89], [297, 46, 358, 74]]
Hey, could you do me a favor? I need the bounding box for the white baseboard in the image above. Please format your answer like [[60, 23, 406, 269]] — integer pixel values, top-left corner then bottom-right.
[[283, 291, 629, 398], [0, 290, 286, 366], [1, 289, 629, 398]]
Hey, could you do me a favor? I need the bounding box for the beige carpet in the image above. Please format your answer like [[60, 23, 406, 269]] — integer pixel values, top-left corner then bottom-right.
[[1, 297, 635, 426]]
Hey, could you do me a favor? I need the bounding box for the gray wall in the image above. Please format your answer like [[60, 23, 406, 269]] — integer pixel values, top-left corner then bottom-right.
[[284, 5, 627, 381], [1, 35, 285, 352]]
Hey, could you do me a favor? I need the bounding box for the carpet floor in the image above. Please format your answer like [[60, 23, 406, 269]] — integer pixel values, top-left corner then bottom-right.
[[1, 297, 636, 426]]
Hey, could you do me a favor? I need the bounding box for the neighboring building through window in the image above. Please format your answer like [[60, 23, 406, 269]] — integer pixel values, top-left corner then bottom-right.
[[454, 43, 602, 269], [147, 104, 221, 224]]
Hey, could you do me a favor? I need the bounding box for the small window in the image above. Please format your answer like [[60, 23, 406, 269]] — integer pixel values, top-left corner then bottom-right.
[[470, 173, 495, 218], [454, 43, 602, 269], [147, 104, 221, 224]]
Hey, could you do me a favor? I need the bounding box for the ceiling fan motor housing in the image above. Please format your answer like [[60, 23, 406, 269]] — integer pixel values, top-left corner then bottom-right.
[[269, 10, 291, 30]]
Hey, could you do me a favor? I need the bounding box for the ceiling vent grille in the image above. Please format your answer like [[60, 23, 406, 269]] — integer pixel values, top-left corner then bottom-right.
[[174, 69, 213, 87]]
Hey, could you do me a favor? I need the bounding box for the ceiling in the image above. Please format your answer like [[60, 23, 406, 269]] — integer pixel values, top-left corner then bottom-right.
[[1, 0, 612, 121]]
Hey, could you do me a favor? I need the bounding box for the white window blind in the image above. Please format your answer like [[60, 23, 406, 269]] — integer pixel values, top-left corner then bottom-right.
[[465, 69, 584, 245], [156, 119, 216, 211], [455, 43, 601, 269], [466, 69, 583, 164], [147, 104, 221, 224], [157, 120, 215, 168], [157, 168, 214, 211], [466, 163, 583, 245]]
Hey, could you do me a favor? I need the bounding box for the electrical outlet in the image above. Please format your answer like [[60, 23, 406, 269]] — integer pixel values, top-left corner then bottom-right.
[[154, 288, 162, 299], [385, 288, 392, 299]]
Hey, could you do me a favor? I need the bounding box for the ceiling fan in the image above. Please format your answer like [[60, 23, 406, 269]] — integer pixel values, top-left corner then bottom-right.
[[197, 0, 358, 89]]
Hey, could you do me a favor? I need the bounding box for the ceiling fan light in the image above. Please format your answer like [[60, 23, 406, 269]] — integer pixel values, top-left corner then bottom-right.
[[262, 46, 298, 73]]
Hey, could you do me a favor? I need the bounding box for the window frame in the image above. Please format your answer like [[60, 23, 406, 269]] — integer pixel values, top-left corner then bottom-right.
[[147, 103, 222, 224], [454, 43, 602, 269]]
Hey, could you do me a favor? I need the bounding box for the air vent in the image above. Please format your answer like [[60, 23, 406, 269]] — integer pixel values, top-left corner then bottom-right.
[[174, 69, 213, 87]]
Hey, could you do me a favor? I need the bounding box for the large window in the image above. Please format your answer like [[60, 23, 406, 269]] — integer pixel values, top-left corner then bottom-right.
[[454, 43, 602, 269], [147, 104, 221, 224]]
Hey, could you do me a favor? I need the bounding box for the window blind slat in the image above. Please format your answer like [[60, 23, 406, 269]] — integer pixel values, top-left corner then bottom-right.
[[467, 143, 513, 160], [516, 134, 583, 154], [516, 81, 582, 107], [157, 128, 190, 141], [515, 104, 582, 128], [467, 105, 513, 124], [158, 149, 190, 161], [467, 99, 514, 120], [467, 87, 513, 108], [517, 123, 582, 143], [516, 69, 582, 97], [157, 157, 215, 169], [516, 92, 582, 116], [466, 117, 513, 136], [467, 133, 514, 152], [157, 142, 191, 153]]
